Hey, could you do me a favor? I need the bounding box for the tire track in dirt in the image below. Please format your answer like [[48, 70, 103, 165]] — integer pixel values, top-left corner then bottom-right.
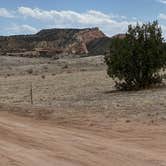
[[0, 112, 166, 166]]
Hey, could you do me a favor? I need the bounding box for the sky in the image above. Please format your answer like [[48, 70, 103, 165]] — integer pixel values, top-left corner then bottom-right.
[[1, 0, 166, 37]]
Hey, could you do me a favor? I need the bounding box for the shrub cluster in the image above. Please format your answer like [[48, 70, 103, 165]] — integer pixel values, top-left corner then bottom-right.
[[105, 21, 166, 90]]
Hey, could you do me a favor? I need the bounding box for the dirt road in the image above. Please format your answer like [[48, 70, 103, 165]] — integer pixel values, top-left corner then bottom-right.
[[0, 112, 166, 166], [1, 50, 166, 166]]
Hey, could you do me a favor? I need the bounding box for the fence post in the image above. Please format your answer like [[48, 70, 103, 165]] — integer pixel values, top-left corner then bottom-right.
[[30, 82, 33, 105]]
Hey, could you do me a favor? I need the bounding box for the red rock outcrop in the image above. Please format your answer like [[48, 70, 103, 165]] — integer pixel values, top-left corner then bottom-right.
[[0, 27, 106, 57]]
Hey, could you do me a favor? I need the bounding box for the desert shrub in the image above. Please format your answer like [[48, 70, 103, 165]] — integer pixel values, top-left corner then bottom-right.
[[26, 68, 33, 74], [43, 66, 48, 70], [105, 21, 166, 90], [41, 75, 45, 79], [62, 64, 68, 69]]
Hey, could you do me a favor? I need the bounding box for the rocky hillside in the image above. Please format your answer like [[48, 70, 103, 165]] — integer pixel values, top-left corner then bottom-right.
[[87, 37, 111, 55], [0, 27, 108, 57], [87, 34, 126, 55]]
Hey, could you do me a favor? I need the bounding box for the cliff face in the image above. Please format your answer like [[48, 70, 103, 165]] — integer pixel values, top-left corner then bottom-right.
[[0, 27, 106, 57], [87, 34, 126, 55]]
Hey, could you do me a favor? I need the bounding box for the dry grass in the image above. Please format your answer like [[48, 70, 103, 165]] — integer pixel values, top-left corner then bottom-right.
[[0, 55, 166, 124], [0, 55, 166, 166]]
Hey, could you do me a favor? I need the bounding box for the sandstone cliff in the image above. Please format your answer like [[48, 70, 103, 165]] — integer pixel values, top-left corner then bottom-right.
[[0, 27, 106, 57]]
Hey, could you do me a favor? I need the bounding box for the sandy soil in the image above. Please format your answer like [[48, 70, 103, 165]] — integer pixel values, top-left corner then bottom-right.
[[0, 111, 166, 166], [0, 55, 166, 125], [0, 55, 166, 165]]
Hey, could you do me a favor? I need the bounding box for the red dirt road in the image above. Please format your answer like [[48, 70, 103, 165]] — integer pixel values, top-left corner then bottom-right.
[[0, 112, 166, 166]]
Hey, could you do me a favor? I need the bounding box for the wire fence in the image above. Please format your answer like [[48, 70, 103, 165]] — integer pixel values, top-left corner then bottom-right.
[[0, 81, 32, 104], [0, 79, 56, 105]]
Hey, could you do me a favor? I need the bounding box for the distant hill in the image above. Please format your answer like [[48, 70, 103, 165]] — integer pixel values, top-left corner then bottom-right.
[[87, 34, 126, 55], [0, 28, 125, 57], [87, 37, 111, 55]]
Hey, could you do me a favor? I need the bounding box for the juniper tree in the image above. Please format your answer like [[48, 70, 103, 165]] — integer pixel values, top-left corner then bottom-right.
[[105, 21, 166, 90]]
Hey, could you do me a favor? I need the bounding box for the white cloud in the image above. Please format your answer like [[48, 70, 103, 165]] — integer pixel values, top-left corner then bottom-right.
[[0, 8, 14, 18], [7, 24, 38, 35], [160, 25, 166, 38], [1, 6, 165, 38], [157, 0, 166, 4], [17, 6, 136, 36], [159, 13, 166, 19]]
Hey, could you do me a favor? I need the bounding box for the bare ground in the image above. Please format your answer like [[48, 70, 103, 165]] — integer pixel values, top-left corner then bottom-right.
[[0, 111, 166, 166], [0, 55, 166, 165]]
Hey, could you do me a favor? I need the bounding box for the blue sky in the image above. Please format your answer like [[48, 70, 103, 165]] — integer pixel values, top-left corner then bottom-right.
[[1, 0, 166, 37]]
